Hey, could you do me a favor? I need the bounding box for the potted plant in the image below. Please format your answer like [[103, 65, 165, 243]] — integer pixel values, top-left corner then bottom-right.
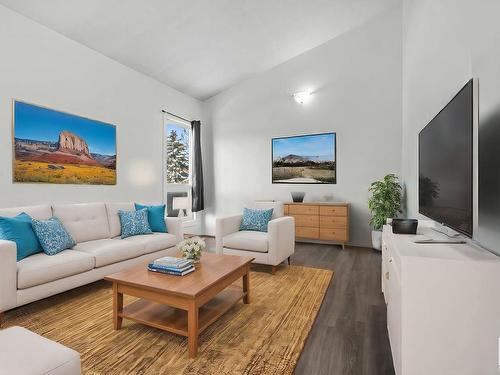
[[178, 236, 206, 263], [368, 174, 402, 250]]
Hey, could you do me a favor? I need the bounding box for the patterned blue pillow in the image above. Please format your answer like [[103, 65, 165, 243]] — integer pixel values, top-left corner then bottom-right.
[[31, 217, 75, 255], [118, 208, 153, 239], [239, 208, 274, 232]]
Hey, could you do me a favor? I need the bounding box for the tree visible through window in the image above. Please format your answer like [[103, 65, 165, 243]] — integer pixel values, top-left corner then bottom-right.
[[165, 123, 190, 184]]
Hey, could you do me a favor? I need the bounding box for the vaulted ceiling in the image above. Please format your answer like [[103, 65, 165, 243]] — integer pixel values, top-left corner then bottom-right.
[[0, 0, 399, 100]]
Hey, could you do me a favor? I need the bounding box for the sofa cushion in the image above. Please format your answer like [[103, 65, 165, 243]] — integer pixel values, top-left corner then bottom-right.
[[72, 238, 144, 267], [106, 202, 134, 238], [135, 203, 167, 232], [0, 204, 52, 220], [223, 231, 269, 253], [17, 250, 95, 289], [53, 203, 110, 243], [122, 232, 178, 255], [31, 217, 75, 256], [118, 209, 152, 238], [0, 213, 42, 261], [0, 326, 81, 375]]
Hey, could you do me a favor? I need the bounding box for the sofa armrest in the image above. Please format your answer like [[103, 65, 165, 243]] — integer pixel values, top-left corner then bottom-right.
[[268, 216, 295, 266], [166, 217, 184, 244], [0, 240, 17, 313], [215, 215, 243, 254]]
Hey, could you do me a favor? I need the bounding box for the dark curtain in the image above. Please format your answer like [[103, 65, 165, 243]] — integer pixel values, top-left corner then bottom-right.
[[191, 120, 204, 212]]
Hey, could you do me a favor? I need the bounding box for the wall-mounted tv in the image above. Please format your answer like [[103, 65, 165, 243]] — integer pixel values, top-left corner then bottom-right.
[[272, 132, 336, 184], [418, 79, 473, 237]]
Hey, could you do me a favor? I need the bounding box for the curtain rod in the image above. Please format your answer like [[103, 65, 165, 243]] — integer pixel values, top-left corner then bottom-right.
[[162, 109, 192, 124]]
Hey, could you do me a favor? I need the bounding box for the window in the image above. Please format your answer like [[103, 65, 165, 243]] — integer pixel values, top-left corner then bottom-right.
[[164, 117, 193, 221], [165, 122, 190, 184]]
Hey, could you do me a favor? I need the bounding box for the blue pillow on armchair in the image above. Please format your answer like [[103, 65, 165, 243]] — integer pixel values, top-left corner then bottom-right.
[[31, 217, 75, 256], [134, 203, 167, 232], [0, 213, 42, 261], [239, 208, 274, 232]]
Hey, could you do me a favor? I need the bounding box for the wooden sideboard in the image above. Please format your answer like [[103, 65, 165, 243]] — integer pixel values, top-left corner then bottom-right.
[[284, 202, 350, 249]]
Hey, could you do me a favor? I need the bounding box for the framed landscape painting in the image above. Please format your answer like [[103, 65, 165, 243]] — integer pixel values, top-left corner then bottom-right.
[[272, 132, 336, 184], [13, 100, 117, 185]]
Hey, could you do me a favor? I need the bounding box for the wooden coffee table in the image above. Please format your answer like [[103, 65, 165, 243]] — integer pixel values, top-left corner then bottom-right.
[[104, 252, 254, 358]]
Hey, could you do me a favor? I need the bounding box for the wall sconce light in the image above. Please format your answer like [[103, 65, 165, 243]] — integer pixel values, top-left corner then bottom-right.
[[293, 90, 312, 104]]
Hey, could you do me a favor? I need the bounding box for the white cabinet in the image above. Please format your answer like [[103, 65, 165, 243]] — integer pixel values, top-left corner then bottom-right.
[[382, 225, 500, 375]]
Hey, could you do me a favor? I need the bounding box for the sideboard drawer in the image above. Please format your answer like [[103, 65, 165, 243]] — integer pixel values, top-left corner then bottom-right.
[[320, 228, 348, 241], [319, 216, 348, 228], [291, 214, 319, 227], [288, 205, 319, 215], [296, 226, 320, 239], [319, 206, 348, 217]]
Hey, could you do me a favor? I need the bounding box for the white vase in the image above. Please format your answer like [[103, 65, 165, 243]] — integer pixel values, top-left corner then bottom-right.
[[371, 230, 382, 251]]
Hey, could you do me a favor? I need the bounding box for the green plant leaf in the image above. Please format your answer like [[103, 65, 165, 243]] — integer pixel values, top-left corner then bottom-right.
[[367, 174, 402, 230]]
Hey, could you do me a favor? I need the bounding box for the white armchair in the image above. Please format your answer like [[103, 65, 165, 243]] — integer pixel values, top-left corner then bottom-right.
[[215, 201, 295, 273]]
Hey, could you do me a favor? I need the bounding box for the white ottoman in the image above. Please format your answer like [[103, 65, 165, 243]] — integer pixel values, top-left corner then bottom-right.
[[0, 326, 81, 375]]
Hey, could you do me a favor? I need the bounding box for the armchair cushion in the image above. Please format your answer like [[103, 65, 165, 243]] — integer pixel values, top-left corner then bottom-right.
[[253, 201, 284, 219], [223, 231, 268, 253], [239, 208, 273, 232]]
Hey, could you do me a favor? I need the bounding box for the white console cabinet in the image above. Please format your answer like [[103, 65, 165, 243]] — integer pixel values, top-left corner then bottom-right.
[[382, 225, 500, 375]]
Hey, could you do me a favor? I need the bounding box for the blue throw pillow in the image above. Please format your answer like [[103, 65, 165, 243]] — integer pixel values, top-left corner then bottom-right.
[[134, 203, 167, 233], [239, 208, 274, 232], [31, 217, 75, 255], [118, 208, 153, 239], [0, 213, 42, 261]]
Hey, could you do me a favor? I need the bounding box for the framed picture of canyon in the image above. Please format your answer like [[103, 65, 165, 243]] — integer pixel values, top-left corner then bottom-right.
[[272, 132, 336, 184], [12, 100, 117, 185]]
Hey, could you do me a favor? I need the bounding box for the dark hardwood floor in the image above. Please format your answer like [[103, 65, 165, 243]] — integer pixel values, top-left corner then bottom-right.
[[291, 243, 394, 375], [204, 238, 394, 375]]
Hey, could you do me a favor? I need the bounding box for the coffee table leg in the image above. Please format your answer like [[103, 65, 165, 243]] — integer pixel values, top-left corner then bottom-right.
[[243, 265, 250, 304], [188, 301, 199, 358], [113, 282, 123, 330]]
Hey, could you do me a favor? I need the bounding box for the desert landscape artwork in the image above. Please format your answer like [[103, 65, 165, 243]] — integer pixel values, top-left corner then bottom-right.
[[13, 101, 116, 185], [272, 132, 336, 184]]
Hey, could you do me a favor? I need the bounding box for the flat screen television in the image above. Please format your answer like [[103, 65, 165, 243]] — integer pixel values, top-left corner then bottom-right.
[[418, 79, 473, 237]]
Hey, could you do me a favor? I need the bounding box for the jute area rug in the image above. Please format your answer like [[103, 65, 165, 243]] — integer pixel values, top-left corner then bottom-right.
[[5, 265, 332, 375]]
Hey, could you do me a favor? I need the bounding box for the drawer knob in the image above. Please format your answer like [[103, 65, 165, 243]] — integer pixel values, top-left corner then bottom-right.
[[389, 258, 393, 263]]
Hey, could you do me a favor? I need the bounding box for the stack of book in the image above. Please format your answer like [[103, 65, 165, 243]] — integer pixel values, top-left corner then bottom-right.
[[148, 256, 195, 276]]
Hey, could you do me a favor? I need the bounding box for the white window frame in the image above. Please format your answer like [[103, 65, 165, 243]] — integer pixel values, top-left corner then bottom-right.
[[163, 116, 195, 224]]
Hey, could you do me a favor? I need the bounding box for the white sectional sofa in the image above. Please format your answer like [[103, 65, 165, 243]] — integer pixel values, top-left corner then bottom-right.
[[0, 202, 183, 317]]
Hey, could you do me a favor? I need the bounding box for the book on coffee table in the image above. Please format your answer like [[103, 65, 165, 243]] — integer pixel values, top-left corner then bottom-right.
[[153, 256, 192, 268], [147, 265, 195, 276], [148, 257, 195, 276]]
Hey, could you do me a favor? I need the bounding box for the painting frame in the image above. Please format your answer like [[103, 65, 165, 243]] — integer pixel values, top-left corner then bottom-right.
[[271, 132, 337, 184], [12, 99, 118, 185]]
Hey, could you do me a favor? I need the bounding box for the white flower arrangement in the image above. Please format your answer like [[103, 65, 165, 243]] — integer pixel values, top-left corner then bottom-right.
[[178, 236, 206, 262]]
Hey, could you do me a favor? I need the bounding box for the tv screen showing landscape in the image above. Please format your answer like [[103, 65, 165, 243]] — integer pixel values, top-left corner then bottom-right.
[[272, 132, 336, 184], [418, 79, 473, 236]]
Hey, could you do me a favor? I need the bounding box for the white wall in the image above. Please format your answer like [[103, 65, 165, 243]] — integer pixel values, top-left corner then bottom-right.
[[0, 5, 202, 208], [204, 6, 402, 247], [402, 0, 500, 254]]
